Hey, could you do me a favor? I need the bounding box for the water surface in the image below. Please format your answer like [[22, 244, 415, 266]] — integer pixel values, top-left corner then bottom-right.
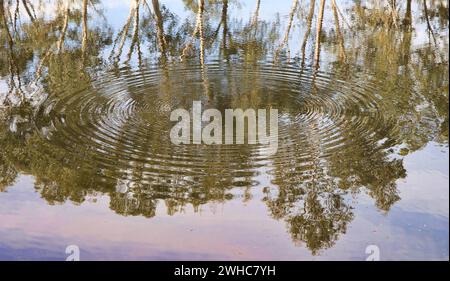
[[0, 0, 448, 260]]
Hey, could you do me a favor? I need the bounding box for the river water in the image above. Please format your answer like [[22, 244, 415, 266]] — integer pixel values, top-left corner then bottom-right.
[[0, 0, 448, 260]]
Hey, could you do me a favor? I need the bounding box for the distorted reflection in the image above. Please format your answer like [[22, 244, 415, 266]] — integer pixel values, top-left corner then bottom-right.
[[0, 0, 448, 256]]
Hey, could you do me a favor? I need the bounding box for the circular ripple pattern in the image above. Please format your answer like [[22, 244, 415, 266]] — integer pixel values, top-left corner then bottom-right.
[[34, 61, 393, 189]]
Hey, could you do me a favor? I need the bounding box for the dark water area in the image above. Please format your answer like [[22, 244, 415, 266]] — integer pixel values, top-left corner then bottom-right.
[[0, 0, 448, 260]]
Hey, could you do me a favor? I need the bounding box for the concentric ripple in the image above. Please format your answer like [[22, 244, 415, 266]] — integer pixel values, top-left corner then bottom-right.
[[33, 61, 395, 190]]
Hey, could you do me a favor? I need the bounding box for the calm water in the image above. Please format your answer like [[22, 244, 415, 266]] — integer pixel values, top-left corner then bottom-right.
[[0, 0, 448, 260]]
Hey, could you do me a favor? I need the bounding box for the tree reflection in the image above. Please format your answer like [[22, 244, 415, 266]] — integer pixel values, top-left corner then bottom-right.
[[0, 0, 448, 255]]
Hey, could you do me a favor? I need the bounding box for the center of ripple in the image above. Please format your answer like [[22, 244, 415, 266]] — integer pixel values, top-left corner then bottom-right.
[[34, 62, 390, 189]]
